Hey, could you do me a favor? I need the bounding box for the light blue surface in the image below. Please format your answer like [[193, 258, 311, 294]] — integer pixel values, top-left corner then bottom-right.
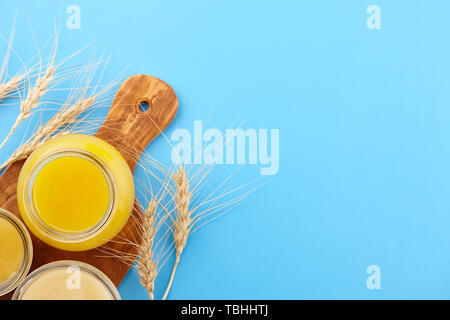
[[1, 0, 450, 299]]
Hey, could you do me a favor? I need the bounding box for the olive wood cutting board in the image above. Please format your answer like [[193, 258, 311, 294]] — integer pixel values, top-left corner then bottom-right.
[[0, 74, 178, 299]]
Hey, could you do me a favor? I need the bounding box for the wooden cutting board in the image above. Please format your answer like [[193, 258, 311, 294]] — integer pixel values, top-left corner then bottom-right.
[[0, 74, 178, 299]]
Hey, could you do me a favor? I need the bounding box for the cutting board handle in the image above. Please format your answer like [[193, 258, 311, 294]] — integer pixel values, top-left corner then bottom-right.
[[95, 74, 178, 171]]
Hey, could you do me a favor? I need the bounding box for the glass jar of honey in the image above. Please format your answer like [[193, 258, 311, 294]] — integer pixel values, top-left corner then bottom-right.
[[0, 208, 33, 296], [12, 260, 121, 300], [17, 134, 135, 251]]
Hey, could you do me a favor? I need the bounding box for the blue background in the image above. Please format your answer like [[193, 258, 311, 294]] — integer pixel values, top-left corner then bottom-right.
[[1, 0, 450, 299]]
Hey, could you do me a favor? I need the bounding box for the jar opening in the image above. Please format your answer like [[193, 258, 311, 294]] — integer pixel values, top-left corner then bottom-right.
[[23, 149, 117, 243]]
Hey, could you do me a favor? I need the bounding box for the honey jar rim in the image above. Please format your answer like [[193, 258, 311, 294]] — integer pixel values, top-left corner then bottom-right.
[[21, 148, 118, 244], [11, 260, 121, 300]]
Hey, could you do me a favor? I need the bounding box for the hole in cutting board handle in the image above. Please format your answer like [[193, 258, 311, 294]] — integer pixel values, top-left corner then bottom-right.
[[137, 100, 151, 113]]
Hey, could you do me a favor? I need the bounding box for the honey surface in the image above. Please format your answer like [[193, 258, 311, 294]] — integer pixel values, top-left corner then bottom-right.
[[20, 268, 113, 300], [32, 156, 110, 233], [0, 217, 24, 285]]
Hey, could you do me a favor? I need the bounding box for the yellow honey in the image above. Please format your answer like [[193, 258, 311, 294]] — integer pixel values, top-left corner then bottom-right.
[[0, 208, 33, 296], [32, 156, 110, 233], [0, 216, 24, 285], [17, 134, 135, 251]]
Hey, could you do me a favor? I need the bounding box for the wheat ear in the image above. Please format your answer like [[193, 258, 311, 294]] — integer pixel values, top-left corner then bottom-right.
[[0, 74, 24, 102], [0, 66, 55, 150], [0, 96, 95, 172], [136, 200, 158, 300], [162, 166, 193, 300]]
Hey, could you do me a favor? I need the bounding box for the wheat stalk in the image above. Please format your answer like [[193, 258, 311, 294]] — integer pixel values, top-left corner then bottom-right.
[[0, 66, 55, 150], [96, 186, 174, 300], [101, 114, 258, 300], [0, 74, 24, 102], [162, 165, 193, 300], [0, 96, 95, 172], [136, 200, 158, 300], [94, 135, 257, 300], [96, 153, 175, 300]]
